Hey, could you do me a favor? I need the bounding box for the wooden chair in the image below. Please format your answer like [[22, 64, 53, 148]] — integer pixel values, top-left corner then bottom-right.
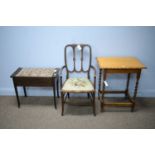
[[60, 44, 96, 116]]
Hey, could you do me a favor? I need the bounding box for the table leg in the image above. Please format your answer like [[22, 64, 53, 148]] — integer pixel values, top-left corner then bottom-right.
[[23, 86, 27, 97], [13, 82, 20, 108], [92, 92, 96, 116], [131, 70, 141, 112], [125, 73, 131, 98], [98, 69, 102, 99], [101, 70, 107, 112], [53, 80, 57, 109]]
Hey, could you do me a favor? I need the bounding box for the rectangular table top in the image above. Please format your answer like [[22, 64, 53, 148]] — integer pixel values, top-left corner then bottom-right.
[[96, 57, 146, 69], [11, 68, 58, 78]]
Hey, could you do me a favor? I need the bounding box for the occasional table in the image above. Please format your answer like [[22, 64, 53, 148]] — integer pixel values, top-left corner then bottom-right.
[[11, 68, 59, 109], [96, 57, 146, 112]]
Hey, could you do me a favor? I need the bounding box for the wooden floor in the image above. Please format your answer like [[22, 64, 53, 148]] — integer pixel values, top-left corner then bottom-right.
[[0, 96, 155, 129]]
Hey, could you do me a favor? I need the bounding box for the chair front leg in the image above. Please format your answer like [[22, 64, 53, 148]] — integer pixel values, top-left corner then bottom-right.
[[61, 92, 65, 116]]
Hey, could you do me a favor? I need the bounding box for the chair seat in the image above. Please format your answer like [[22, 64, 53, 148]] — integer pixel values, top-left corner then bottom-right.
[[62, 78, 94, 93]]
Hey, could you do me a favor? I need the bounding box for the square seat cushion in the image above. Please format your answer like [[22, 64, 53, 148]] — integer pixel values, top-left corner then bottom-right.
[[62, 78, 94, 93]]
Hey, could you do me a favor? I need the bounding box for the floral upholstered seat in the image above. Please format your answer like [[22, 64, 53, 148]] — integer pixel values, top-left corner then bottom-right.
[[62, 78, 94, 93]]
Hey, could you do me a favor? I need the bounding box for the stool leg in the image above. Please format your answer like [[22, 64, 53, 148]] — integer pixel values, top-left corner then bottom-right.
[[23, 86, 27, 97], [14, 84, 20, 108], [53, 80, 57, 109]]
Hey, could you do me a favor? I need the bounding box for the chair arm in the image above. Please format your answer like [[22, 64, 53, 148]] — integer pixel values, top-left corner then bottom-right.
[[60, 66, 67, 88], [90, 66, 96, 89]]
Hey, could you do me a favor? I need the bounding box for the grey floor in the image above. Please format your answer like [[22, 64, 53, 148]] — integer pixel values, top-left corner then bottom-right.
[[0, 96, 155, 129]]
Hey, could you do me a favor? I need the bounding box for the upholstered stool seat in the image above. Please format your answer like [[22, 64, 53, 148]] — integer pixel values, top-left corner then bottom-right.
[[62, 78, 94, 93], [16, 68, 56, 77]]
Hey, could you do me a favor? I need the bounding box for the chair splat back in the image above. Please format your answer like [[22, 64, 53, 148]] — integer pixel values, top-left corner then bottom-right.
[[64, 44, 92, 78]]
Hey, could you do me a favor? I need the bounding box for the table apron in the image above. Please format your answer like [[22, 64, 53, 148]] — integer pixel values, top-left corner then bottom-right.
[[105, 69, 141, 74], [13, 77, 55, 87]]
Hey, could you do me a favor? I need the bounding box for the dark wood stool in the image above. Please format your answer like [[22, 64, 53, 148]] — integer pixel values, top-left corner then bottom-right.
[[11, 67, 59, 109]]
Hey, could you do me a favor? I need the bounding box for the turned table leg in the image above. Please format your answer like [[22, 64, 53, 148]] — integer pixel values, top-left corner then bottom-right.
[[98, 69, 102, 99], [131, 70, 141, 112], [92, 92, 96, 116], [125, 73, 131, 98], [101, 70, 107, 112]]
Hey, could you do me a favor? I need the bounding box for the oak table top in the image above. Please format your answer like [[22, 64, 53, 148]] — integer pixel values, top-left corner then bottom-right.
[[96, 57, 146, 69]]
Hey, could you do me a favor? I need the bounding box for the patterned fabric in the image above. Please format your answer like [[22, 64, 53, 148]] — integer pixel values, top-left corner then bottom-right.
[[16, 68, 56, 77], [62, 78, 94, 92]]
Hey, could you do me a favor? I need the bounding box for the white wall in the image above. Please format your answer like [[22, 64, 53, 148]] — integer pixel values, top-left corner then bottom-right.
[[0, 27, 154, 97]]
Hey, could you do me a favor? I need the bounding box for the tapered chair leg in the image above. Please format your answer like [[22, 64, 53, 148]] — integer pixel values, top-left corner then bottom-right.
[[61, 92, 65, 116]]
